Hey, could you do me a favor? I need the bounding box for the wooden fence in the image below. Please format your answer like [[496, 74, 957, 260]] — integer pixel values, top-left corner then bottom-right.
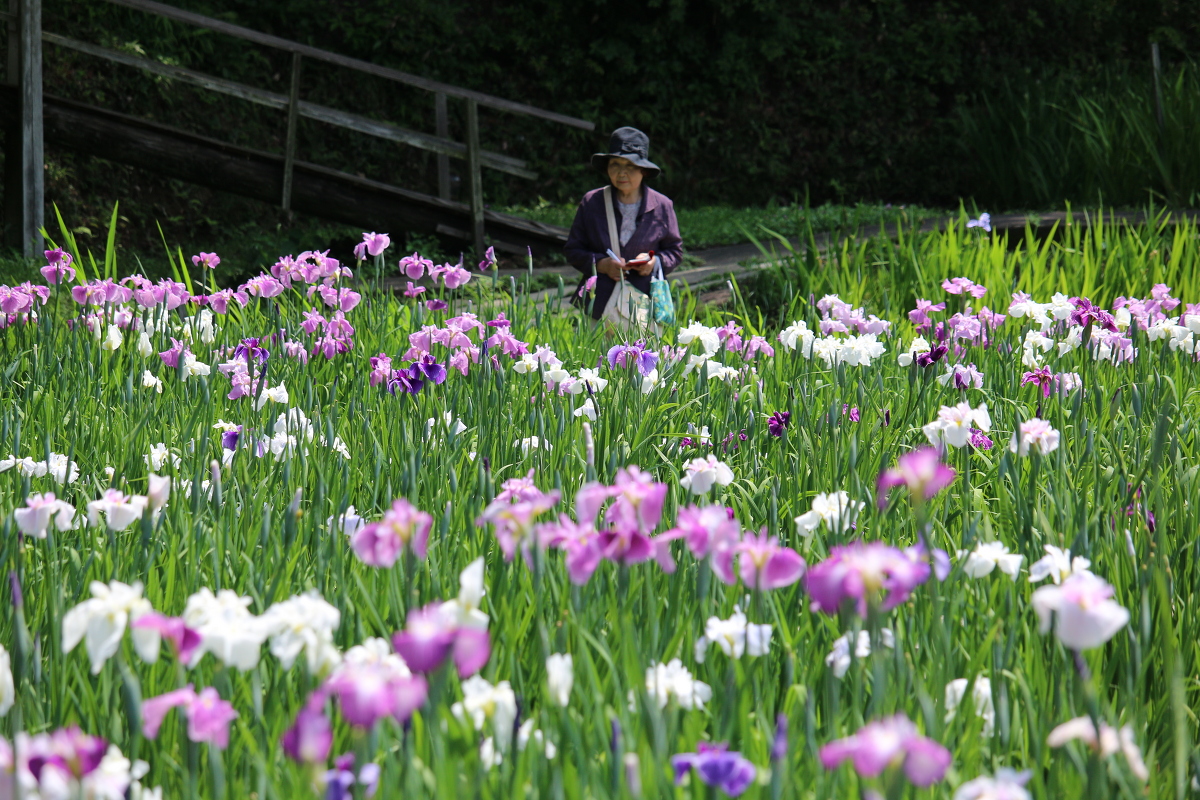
[[2, 0, 594, 257]]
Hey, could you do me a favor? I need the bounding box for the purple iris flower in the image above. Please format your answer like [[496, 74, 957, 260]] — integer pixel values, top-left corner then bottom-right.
[[968, 428, 994, 450], [671, 742, 756, 797], [1021, 367, 1055, 398], [607, 340, 659, 376], [415, 355, 447, 385], [1070, 297, 1119, 332], [234, 337, 270, 364], [426, 299, 448, 311], [324, 754, 380, 800], [908, 299, 945, 331], [387, 367, 424, 395], [915, 344, 948, 367], [281, 701, 333, 764], [221, 426, 241, 451], [770, 714, 789, 763], [767, 411, 791, 437]]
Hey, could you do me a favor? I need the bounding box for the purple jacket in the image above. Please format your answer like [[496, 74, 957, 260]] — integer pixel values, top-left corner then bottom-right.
[[564, 186, 683, 319]]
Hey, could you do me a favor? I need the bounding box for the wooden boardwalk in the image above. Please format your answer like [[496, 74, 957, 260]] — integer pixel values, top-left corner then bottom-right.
[[1, 0, 587, 257]]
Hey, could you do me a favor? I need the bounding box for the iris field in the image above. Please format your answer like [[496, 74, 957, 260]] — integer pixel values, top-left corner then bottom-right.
[[0, 214, 1198, 799]]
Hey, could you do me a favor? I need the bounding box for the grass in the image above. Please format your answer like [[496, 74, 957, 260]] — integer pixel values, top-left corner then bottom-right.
[[0, 213, 1197, 798], [959, 63, 1200, 209]]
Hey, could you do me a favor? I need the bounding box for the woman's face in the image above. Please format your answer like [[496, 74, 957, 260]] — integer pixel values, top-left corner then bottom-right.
[[607, 157, 644, 196]]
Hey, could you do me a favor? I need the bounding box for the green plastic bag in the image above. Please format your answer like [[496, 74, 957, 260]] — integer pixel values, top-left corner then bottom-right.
[[650, 260, 675, 325]]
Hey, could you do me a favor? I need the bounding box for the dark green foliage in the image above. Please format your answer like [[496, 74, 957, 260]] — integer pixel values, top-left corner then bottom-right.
[[5, 0, 1200, 256], [959, 65, 1200, 208]]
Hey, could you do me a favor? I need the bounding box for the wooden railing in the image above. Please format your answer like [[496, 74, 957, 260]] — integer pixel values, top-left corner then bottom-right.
[[2, 0, 594, 256]]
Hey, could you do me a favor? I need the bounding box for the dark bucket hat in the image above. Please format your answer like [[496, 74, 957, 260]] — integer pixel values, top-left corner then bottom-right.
[[591, 126, 660, 178]]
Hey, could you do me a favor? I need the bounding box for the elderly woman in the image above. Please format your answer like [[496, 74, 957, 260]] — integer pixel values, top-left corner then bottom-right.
[[566, 127, 682, 323]]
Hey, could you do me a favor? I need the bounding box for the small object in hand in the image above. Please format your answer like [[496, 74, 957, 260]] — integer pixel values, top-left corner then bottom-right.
[[626, 250, 655, 268]]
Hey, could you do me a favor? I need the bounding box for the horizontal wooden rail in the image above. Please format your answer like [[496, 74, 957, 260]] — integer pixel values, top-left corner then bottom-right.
[[45, 33, 538, 180], [102, 0, 594, 130]]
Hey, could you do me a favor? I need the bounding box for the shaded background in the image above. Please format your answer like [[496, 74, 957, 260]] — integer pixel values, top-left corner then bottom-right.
[[3, 0, 1200, 262]]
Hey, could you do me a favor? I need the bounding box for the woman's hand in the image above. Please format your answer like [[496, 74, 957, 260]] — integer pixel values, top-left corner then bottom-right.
[[631, 253, 656, 277], [597, 257, 625, 280]]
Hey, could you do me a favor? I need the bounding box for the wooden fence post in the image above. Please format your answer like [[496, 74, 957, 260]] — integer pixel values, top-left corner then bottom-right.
[[434, 91, 451, 201], [465, 98, 484, 256], [2, 0, 42, 257], [281, 51, 302, 212]]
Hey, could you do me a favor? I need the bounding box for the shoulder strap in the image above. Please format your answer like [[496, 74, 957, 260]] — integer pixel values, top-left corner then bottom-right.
[[602, 186, 623, 282]]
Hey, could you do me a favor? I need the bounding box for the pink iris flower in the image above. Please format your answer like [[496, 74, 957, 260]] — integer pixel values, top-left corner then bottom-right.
[[441, 265, 472, 289], [713, 528, 805, 590], [391, 604, 490, 677], [241, 274, 286, 298], [820, 713, 951, 787], [476, 490, 561, 562], [131, 611, 202, 664], [350, 498, 433, 567], [324, 662, 428, 728], [20, 726, 108, 783], [876, 447, 956, 507], [191, 252, 220, 270], [664, 504, 740, 559], [361, 232, 391, 257], [142, 685, 239, 749], [41, 248, 76, 284], [399, 253, 433, 280], [538, 514, 604, 585], [805, 541, 936, 616], [942, 276, 987, 298]]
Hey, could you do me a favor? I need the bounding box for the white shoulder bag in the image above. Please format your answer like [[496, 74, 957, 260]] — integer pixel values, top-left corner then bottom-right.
[[600, 186, 652, 328]]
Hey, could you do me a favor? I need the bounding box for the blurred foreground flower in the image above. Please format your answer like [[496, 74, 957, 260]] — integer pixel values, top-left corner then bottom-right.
[[794, 490, 863, 536], [392, 602, 490, 678], [142, 685, 239, 748], [671, 742, 756, 797], [877, 447, 955, 507], [819, 713, 951, 787], [1032, 571, 1129, 650], [694, 607, 772, 662], [1047, 716, 1148, 781], [944, 677, 995, 735], [679, 454, 734, 495], [645, 659, 711, 710], [13, 492, 77, 538], [825, 629, 894, 678], [1009, 418, 1060, 456], [953, 768, 1031, 800], [63, 581, 156, 673], [350, 498, 433, 567], [957, 541, 1023, 580], [806, 542, 940, 616]]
